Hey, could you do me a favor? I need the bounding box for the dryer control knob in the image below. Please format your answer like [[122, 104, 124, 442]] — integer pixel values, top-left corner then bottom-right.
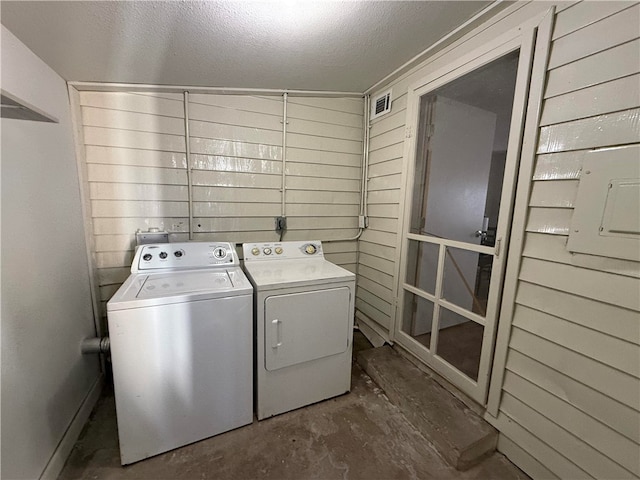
[[159, 252, 168, 259], [263, 247, 272, 255], [251, 247, 260, 256], [275, 247, 283, 255], [304, 244, 317, 255], [143, 253, 152, 261]]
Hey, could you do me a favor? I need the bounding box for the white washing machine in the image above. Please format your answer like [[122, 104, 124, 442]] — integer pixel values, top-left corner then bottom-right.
[[107, 242, 253, 465], [242, 240, 355, 420]]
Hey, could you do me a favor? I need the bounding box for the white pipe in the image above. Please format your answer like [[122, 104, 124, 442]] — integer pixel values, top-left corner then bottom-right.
[[358, 96, 367, 217], [184, 91, 194, 240], [81, 336, 110, 355], [281, 92, 288, 218], [362, 95, 371, 219], [326, 227, 364, 243], [326, 95, 371, 243], [68, 81, 363, 98]]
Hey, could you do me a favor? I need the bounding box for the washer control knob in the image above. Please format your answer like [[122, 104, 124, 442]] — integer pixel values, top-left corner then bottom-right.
[[213, 247, 227, 259], [251, 247, 260, 256], [142, 253, 152, 261], [275, 247, 283, 255], [174, 250, 183, 258], [263, 247, 272, 255], [159, 251, 168, 259], [304, 244, 317, 255]]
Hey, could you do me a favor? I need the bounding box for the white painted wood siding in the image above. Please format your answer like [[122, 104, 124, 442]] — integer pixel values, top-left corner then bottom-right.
[[78, 92, 362, 317], [498, 3, 640, 478], [359, 1, 640, 478], [79, 91, 188, 316], [356, 95, 403, 335]]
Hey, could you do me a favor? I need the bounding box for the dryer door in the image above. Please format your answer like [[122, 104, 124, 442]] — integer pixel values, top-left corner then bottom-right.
[[264, 287, 350, 371]]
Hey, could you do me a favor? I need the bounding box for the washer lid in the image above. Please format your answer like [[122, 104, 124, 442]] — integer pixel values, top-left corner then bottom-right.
[[137, 271, 232, 299], [243, 258, 355, 290], [107, 267, 252, 311]]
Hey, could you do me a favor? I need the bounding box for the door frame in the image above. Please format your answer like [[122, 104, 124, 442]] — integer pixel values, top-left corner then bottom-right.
[[390, 19, 549, 406]]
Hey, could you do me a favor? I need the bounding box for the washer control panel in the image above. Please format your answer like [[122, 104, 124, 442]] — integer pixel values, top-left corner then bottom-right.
[[132, 242, 238, 272], [242, 240, 324, 262]]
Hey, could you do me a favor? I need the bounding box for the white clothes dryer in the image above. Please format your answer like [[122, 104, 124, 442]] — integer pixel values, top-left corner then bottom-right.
[[242, 240, 355, 420], [107, 242, 253, 465]]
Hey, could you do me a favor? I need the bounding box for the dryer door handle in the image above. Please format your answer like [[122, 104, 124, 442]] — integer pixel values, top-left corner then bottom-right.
[[271, 319, 282, 348]]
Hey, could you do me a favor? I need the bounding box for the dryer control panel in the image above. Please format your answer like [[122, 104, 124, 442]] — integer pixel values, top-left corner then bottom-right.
[[243, 241, 324, 261], [132, 242, 238, 272]]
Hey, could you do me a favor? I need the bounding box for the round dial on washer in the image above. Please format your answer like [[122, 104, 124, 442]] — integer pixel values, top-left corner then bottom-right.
[[263, 247, 272, 255], [304, 244, 317, 255], [174, 250, 183, 258], [142, 253, 152, 261], [213, 247, 227, 259], [251, 247, 260, 256], [159, 252, 168, 259], [275, 247, 283, 255]]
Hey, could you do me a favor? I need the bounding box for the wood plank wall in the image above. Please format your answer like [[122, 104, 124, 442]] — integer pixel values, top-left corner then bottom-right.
[[78, 91, 363, 318], [360, 1, 640, 478], [495, 2, 640, 478]]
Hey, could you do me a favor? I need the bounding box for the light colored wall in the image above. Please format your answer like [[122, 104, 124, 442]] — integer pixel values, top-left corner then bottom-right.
[[73, 91, 363, 320], [492, 2, 640, 478], [1, 25, 101, 480], [358, 1, 640, 478]]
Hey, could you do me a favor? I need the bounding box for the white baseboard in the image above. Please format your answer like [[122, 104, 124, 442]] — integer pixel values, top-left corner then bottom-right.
[[355, 313, 387, 347], [40, 374, 104, 480]]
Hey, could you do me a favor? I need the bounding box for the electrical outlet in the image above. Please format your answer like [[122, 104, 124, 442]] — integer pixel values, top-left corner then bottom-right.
[[275, 216, 287, 233]]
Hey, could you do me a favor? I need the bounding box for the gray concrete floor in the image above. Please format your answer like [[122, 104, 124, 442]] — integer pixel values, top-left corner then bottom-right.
[[59, 334, 528, 480]]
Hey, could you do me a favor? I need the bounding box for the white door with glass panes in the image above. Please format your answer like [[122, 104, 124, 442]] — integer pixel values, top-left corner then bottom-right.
[[396, 44, 530, 404]]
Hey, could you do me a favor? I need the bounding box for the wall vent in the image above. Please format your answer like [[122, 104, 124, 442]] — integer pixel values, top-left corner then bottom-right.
[[371, 89, 392, 120]]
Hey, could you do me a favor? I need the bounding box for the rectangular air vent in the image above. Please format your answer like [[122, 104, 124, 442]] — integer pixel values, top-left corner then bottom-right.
[[371, 89, 392, 120]]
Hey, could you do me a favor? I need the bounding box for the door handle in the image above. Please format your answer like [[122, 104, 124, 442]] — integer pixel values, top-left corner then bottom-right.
[[475, 230, 488, 239], [271, 319, 282, 348]]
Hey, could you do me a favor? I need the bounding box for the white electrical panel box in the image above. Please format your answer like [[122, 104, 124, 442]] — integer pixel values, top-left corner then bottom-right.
[[567, 146, 640, 261]]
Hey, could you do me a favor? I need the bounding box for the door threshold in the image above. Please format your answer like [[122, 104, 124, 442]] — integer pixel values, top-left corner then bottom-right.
[[357, 344, 498, 471]]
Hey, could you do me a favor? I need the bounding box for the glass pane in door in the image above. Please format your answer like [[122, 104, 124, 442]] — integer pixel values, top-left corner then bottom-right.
[[405, 240, 439, 295], [408, 50, 520, 246], [435, 308, 484, 381], [442, 247, 494, 316], [401, 291, 435, 350]]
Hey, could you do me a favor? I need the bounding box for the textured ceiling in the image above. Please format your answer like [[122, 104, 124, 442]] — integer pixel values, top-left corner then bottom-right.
[[1, 1, 494, 92]]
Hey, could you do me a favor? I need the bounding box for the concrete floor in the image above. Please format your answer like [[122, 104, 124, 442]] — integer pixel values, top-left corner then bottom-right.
[[59, 335, 528, 480]]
